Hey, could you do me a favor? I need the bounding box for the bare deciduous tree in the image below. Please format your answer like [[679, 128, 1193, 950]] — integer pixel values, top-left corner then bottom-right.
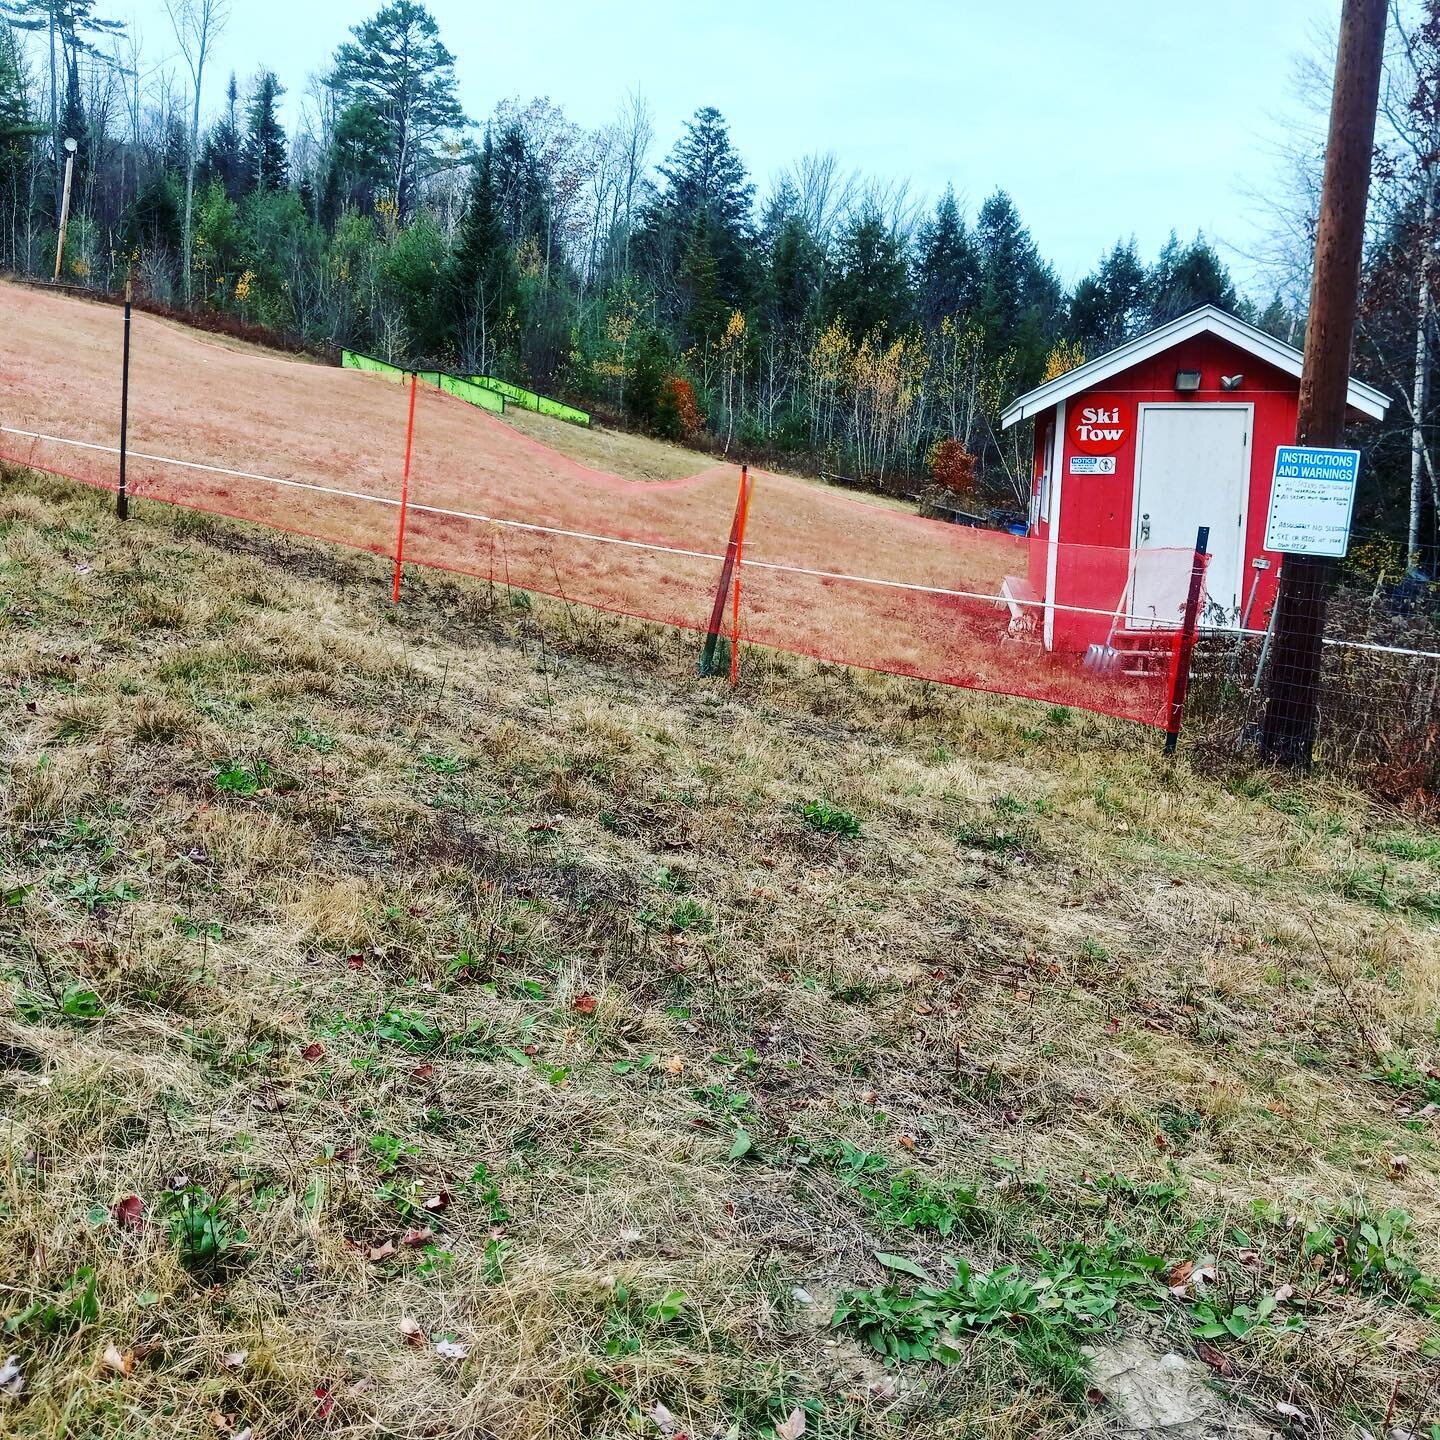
[[165, 0, 227, 304]]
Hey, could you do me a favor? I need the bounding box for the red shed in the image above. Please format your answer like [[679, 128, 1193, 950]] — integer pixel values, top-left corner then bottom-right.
[[999, 306, 1390, 651]]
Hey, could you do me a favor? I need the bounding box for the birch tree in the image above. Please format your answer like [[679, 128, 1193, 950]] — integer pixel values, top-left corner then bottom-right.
[[165, 0, 226, 303]]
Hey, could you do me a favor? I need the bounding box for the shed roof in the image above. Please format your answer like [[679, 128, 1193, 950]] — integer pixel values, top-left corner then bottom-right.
[[999, 305, 1390, 427]]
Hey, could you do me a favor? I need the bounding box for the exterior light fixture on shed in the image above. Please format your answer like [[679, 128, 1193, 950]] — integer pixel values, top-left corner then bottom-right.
[[1220, 373, 1244, 391], [1174, 369, 1203, 392]]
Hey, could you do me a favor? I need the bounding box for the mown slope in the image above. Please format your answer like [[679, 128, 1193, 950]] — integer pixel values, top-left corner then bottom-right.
[[2, 468, 1439, 1440]]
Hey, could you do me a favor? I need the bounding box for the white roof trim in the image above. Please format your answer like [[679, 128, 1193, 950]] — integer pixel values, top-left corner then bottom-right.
[[1000, 305, 1390, 427]]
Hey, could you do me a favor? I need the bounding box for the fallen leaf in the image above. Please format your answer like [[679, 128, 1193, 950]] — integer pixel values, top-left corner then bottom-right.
[[210, 1414, 234, 1435], [222, 1350, 247, 1370], [345, 953, 364, 969], [399, 1316, 425, 1347], [1167, 1259, 1195, 1288], [0, 1356, 22, 1395], [422, 1190, 451, 1213], [662, 1056, 684, 1076], [366, 1239, 396, 1262], [896, 1135, 916, 1151], [573, 993, 598, 1014], [111, 1195, 145, 1230], [300, 1041, 326, 1062], [1273, 1283, 1296, 1304], [413, 1064, 434, 1080], [649, 1402, 680, 1435], [776, 1408, 807, 1440], [251, 1088, 287, 1113], [401, 1227, 434, 1247], [1194, 1340, 1234, 1376], [1103, 1016, 1120, 1035], [1275, 1401, 1307, 1420], [433, 1339, 468, 1360], [233, 1431, 253, 1440], [100, 1342, 134, 1375], [315, 1384, 334, 1418]]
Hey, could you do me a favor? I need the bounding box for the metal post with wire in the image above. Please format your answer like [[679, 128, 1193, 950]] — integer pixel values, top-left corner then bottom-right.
[[117, 273, 133, 521]]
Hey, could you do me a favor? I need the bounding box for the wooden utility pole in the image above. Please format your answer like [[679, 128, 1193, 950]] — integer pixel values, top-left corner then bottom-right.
[[1260, 0, 1387, 767], [52, 137, 77, 281]]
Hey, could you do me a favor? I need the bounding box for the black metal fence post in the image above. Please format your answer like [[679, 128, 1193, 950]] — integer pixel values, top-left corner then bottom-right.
[[1164, 525, 1210, 755], [117, 277, 132, 521]]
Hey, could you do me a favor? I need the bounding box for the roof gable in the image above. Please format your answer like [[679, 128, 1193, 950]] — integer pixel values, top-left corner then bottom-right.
[[1000, 306, 1390, 426]]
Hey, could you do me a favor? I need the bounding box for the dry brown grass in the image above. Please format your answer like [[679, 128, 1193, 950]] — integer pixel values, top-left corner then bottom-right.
[[2, 467, 1440, 1439]]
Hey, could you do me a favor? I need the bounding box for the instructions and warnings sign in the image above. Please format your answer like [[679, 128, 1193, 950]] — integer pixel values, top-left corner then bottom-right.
[[1263, 445, 1360, 557]]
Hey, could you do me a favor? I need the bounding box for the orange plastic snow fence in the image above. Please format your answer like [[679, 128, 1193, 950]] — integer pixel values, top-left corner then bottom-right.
[[0, 279, 1209, 729]]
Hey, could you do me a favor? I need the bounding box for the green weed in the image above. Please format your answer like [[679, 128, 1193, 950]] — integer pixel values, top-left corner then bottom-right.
[[801, 801, 861, 837], [213, 759, 275, 796]]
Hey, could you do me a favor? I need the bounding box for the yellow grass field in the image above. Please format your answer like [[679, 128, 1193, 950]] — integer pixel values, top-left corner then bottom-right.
[[2, 457, 1440, 1438]]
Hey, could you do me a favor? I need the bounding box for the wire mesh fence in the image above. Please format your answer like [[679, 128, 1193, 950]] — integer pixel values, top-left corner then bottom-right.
[[1185, 566, 1440, 801]]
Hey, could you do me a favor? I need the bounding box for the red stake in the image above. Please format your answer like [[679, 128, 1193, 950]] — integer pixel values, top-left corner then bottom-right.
[[730, 467, 755, 687], [392, 373, 418, 604]]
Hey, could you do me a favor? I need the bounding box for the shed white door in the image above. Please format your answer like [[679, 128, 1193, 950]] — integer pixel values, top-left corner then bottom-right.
[[1131, 404, 1250, 627]]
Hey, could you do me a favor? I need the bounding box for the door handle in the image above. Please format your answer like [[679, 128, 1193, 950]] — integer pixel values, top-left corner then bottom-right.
[[1140, 512, 1151, 543]]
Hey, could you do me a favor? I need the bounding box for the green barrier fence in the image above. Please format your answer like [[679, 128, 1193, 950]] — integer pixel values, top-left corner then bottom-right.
[[341, 350, 506, 415], [466, 374, 590, 426]]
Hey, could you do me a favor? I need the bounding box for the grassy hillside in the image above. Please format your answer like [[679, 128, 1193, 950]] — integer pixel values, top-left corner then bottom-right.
[[2, 467, 1440, 1440]]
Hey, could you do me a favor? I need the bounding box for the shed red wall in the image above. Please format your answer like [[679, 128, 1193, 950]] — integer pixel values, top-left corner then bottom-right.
[[1029, 333, 1299, 647]]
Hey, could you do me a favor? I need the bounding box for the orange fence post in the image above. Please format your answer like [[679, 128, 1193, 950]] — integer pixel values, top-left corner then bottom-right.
[[1164, 526, 1210, 753], [730, 467, 754, 687], [392, 373, 418, 605], [699, 463, 748, 676]]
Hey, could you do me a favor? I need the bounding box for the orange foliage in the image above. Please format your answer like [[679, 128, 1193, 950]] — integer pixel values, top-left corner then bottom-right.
[[657, 375, 704, 439], [927, 437, 977, 499]]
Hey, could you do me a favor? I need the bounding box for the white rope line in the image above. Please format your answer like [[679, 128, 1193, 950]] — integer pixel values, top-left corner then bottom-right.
[[0, 425, 1134, 620], [1204, 621, 1440, 661], [5, 422, 1438, 656]]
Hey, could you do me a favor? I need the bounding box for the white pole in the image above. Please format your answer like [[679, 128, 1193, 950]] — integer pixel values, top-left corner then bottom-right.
[[52, 138, 77, 282]]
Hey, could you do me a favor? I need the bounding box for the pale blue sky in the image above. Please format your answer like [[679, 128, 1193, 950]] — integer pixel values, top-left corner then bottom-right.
[[102, 0, 1333, 288]]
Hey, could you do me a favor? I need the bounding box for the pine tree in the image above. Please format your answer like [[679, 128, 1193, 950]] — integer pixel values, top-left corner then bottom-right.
[[58, 44, 83, 176], [490, 119, 547, 251], [764, 211, 824, 337], [444, 138, 516, 372], [1068, 239, 1146, 351], [678, 212, 725, 347], [201, 72, 245, 200], [321, 100, 389, 219], [915, 187, 978, 329], [329, 0, 468, 222], [0, 20, 36, 145], [974, 189, 1062, 375], [828, 205, 913, 337], [243, 70, 287, 194], [1145, 232, 1237, 326], [0, 1, 123, 214], [645, 106, 755, 307]]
